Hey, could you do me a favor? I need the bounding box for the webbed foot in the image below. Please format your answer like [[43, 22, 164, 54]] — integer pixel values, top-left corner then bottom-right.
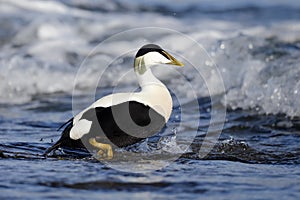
[[89, 138, 113, 160]]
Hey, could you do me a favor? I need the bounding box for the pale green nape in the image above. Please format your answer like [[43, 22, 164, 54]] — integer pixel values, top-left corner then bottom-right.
[[134, 57, 147, 75]]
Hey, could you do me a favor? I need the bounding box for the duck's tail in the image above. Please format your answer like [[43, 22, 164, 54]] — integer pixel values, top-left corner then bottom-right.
[[43, 119, 73, 156]]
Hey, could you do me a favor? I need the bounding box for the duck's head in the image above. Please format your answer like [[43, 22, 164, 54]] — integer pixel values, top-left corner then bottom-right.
[[134, 44, 184, 74]]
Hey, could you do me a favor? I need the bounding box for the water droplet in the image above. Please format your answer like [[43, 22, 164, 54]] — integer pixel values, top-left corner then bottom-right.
[[220, 43, 225, 49], [172, 127, 178, 135], [205, 60, 213, 66]]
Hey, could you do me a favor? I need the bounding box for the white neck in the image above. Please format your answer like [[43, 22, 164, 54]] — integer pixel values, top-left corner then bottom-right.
[[136, 68, 165, 90], [134, 68, 173, 121]]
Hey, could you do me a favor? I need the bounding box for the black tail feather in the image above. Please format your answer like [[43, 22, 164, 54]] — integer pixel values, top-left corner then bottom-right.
[[57, 118, 73, 131], [43, 140, 62, 156], [44, 120, 74, 156]]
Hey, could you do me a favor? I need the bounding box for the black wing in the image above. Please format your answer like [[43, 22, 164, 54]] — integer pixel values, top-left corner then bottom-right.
[[80, 101, 166, 148]]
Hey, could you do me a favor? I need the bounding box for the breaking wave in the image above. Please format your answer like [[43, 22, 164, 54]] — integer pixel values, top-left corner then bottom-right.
[[0, 0, 299, 117]]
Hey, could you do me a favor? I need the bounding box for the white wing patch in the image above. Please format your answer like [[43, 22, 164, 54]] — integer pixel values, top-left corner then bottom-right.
[[70, 119, 92, 140]]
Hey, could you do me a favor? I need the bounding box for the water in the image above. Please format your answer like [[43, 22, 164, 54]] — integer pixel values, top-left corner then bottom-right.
[[1, 0, 300, 199]]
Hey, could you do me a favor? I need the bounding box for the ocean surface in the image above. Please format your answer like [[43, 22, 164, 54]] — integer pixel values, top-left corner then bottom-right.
[[0, 0, 300, 199]]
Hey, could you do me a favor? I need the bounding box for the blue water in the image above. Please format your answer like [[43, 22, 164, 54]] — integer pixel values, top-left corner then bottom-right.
[[1, 0, 300, 199]]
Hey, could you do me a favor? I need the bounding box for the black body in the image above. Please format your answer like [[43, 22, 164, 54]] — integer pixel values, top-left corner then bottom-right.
[[44, 101, 165, 155]]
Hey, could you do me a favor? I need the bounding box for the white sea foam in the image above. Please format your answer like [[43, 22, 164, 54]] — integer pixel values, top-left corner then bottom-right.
[[0, 0, 299, 116]]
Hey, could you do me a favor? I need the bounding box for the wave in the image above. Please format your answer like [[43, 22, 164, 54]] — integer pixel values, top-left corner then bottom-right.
[[0, 0, 299, 117]]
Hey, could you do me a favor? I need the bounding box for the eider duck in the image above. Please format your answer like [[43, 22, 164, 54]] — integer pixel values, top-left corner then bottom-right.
[[44, 44, 184, 159]]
